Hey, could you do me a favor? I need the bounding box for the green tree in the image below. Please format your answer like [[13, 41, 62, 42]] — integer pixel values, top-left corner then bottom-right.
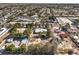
[[65, 23, 71, 29], [5, 44, 16, 54], [61, 25, 67, 31], [39, 31, 47, 39], [26, 23, 34, 29], [28, 44, 41, 54], [24, 28, 33, 40], [18, 44, 27, 54], [39, 42, 55, 55], [27, 43, 55, 54], [14, 22, 21, 28], [47, 28, 52, 38]]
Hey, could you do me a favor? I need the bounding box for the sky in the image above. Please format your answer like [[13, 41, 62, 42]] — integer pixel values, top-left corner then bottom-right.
[[0, 0, 79, 3]]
